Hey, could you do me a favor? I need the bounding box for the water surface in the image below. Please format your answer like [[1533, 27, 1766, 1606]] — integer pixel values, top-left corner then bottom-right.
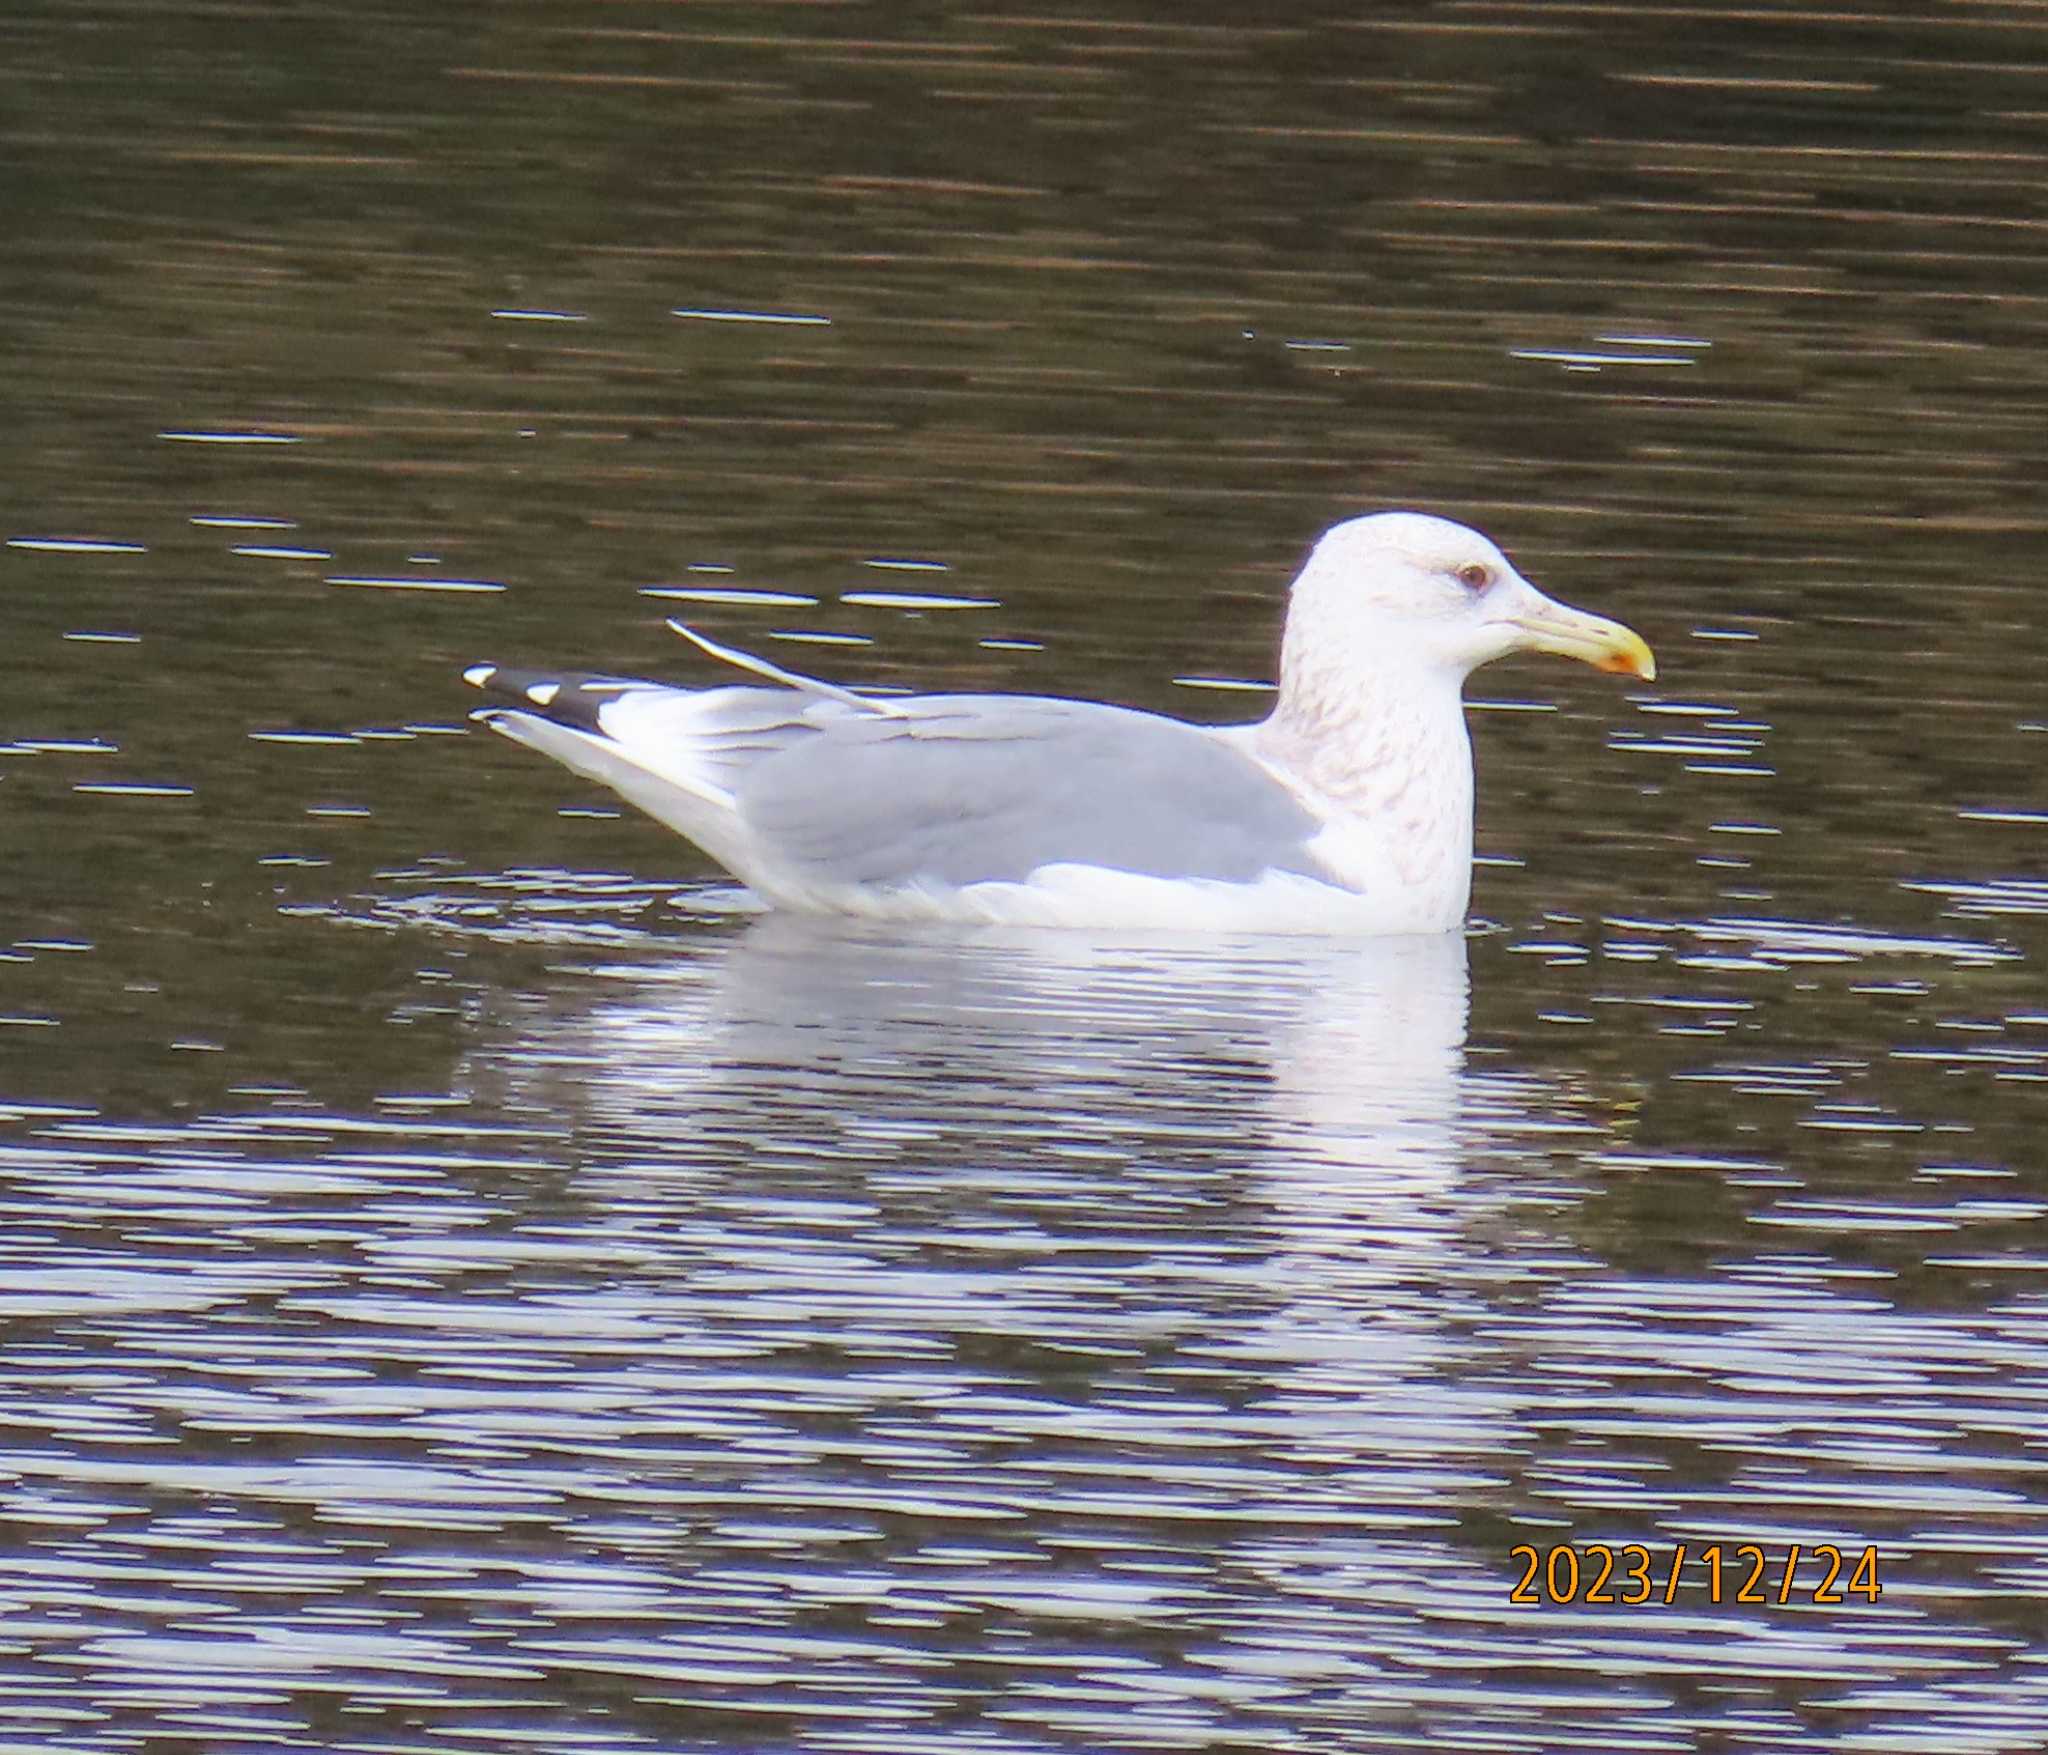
[[3, 3, 2047, 1750]]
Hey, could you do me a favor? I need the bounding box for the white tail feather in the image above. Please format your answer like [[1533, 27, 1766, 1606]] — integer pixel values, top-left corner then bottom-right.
[[665, 619, 910, 717]]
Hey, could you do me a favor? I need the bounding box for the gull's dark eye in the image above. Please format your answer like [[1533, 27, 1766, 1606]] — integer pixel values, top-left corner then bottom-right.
[[1456, 562, 1492, 592]]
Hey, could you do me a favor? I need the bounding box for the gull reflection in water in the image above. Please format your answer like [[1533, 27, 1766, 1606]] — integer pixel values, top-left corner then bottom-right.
[[465, 914, 1561, 1506], [479, 915, 1476, 1181], [467, 916, 1563, 1285]]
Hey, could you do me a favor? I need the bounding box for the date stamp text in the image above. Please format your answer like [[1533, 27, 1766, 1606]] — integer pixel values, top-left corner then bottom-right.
[[1509, 1543, 1881, 1606]]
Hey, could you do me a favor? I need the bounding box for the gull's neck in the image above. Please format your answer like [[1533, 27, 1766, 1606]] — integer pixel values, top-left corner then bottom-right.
[[1243, 618, 1477, 928]]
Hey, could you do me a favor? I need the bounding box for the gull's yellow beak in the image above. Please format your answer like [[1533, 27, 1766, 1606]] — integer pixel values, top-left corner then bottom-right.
[[1508, 596, 1657, 682]]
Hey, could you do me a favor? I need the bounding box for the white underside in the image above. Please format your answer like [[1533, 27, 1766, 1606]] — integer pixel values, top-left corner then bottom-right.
[[748, 862, 1456, 935]]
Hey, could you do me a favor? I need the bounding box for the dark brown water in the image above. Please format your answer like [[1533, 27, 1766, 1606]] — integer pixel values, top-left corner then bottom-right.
[[4, 3, 2047, 1750]]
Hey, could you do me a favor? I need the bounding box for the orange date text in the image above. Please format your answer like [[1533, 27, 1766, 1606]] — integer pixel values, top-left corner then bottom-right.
[[1507, 1542, 1881, 1607]]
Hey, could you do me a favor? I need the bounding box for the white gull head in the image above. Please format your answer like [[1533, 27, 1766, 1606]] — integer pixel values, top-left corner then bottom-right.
[[1278, 510, 1656, 696], [1243, 510, 1655, 934]]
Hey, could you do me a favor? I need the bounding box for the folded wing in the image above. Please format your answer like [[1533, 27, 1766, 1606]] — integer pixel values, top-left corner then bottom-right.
[[737, 694, 1323, 887], [466, 662, 1323, 890]]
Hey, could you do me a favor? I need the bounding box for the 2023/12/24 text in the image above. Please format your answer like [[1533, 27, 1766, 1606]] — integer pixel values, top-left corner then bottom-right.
[[1509, 1543, 1882, 1607]]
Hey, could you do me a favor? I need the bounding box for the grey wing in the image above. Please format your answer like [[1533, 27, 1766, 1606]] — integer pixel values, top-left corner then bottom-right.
[[736, 694, 1325, 887]]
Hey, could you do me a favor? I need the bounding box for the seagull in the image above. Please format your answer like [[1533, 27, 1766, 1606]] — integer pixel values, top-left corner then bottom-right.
[[463, 511, 1654, 934]]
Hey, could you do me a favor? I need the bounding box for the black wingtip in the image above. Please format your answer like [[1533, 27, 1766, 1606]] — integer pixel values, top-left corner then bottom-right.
[[459, 662, 647, 735]]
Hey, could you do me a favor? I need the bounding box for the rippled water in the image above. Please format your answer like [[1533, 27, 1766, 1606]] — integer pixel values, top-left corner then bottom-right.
[[5, 3, 2048, 1750]]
